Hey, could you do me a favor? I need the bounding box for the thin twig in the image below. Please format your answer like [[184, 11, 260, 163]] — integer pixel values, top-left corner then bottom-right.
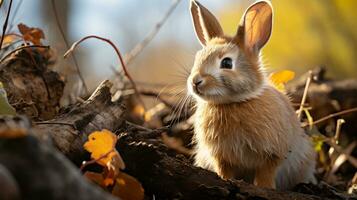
[[51, 0, 89, 95], [0, 44, 49, 64], [64, 35, 146, 110], [124, 0, 181, 65], [7, 0, 23, 33], [35, 121, 76, 129], [80, 149, 115, 171], [302, 107, 357, 127], [297, 70, 313, 120], [0, 0, 13, 50], [333, 119, 345, 145]]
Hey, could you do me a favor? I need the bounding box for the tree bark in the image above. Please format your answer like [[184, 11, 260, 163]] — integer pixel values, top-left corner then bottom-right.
[[0, 116, 118, 200]]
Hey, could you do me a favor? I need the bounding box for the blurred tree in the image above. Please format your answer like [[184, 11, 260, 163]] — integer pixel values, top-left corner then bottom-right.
[[219, 0, 357, 78]]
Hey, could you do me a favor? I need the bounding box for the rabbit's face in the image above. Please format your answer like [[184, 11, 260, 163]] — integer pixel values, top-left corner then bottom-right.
[[188, 38, 265, 104], [189, 0, 273, 104]]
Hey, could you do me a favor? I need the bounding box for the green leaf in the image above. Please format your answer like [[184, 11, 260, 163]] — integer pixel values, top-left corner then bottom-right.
[[306, 125, 326, 152], [0, 82, 16, 116]]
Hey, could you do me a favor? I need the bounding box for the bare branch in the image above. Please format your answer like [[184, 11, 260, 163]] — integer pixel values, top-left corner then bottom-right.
[[51, 0, 89, 95], [7, 0, 23, 32], [302, 107, 357, 127], [64, 35, 146, 110], [124, 0, 182, 65], [0, 44, 49, 65]]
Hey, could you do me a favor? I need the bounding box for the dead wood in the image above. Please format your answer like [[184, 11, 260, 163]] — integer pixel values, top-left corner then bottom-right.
[[32, 80, 126, 163], [32, 81, 356, 200], [287, 67, 357, 140], [0, 47, 64, 120], [0, 116, 118, 200]]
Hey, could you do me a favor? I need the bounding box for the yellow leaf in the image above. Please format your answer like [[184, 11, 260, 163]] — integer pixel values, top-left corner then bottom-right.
[[133, 104, 145, 117], [269, 70, 295, 91], [2, 34, 19, 48], [83, 129, 125, 169], [311, 134, 325, 152], [112, 172, 144, 200]]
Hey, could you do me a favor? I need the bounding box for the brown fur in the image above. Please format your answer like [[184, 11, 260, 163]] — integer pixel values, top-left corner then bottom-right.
[[189, 0, 316, 190], [193, 87, 311, 189]]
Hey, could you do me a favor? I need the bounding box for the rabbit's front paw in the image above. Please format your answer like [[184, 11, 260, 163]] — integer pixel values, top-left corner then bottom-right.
[[215, 161, 235, 180]]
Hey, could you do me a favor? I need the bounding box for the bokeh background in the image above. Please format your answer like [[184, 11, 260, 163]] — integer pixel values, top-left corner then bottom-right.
[[2, 0, 357, 101]]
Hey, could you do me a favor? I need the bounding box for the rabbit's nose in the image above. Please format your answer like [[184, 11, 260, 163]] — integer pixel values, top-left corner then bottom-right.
[[194, 79, 203, 87], [193, 75, 204, 87]]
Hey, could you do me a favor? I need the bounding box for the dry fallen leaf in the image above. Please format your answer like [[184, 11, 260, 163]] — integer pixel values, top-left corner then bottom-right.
[[269, 70, 295, 91], [85, 170, 144, 200], [0, 128, 27, 139], [112, 172, 144, 200], [83, 130, 143, 198], [84, 171, 104, 186], [17, 23, 45, 45], [83, 129, 125, 169], [83, 129, 125, 186]]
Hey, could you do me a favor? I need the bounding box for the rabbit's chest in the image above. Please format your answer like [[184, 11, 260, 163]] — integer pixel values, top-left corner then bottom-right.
[[194, 108, 267, 166], [194, 101, 285, 167]]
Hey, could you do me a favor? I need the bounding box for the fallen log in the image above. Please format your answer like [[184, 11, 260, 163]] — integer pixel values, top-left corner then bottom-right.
[[116, 122, 356, 200], [31, 82, 357, 199], [0, 47, 64, 120], [32, 80, 126, 164], [0, 116, 117, 200]]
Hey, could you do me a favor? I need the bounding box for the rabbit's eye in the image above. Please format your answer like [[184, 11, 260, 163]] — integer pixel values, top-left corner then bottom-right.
[[220, 57, 233, 69]]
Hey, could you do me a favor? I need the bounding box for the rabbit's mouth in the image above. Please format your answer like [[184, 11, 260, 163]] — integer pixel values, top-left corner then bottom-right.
[[192, 86, 222, 100], [193, 85, 203, 96]]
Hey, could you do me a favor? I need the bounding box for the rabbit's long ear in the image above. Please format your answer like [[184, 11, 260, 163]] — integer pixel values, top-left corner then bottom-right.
[[237, 1, 273, 54], [190, 0, 223, 46]]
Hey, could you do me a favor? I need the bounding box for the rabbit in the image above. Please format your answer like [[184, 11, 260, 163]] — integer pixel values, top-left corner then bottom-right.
[[187, 0, 316, 190]]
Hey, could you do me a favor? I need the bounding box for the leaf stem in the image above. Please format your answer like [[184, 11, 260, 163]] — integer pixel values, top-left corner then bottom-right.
[[51, 0, 89, 95]]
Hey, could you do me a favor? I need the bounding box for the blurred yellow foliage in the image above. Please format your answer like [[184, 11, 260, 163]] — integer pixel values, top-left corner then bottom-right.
[[219, 0, 357, 78], [269, 70, 295, 91]]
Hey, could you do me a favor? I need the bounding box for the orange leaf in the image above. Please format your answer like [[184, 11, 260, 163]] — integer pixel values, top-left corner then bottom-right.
[[83, 129, 125, 169], [84, 171, 104, 186], [18, 23, 45, 45], [112, 172, 144, 200], [269, 70, 295, 91], [0, 128, 27, 139], [133, 105, 145, 117]]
